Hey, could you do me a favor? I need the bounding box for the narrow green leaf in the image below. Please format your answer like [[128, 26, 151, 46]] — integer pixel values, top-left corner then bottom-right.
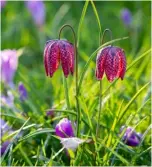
[[90, 0, 102, 45], [46, 109, 77, 116], [118, 82, 150, 122], [51, 147, 65, 160], [77, 0, 89, 47], [126, 48, 151, 72], [19, 128, 55, 142], [0, 118, 30, 164], [1, 113, 26, 122], [98, 141, 130, 165], [19, 145, 33, 166], [90, 0, 101, 32], [138, 147, 152, 156], [3, 124, 37, 141]]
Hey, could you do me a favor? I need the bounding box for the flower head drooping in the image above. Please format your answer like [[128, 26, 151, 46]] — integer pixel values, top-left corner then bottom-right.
[[55, 118, 74, 138], [18, 82, 28, 102], [95, 46, 126, 82], [1, 50, 18, 87], [120, 126, 142, 147], [44, 40, 74, 78], [121, 8, 132, 26], [25, 1, 45, 27], [0, 119, 13, 155]]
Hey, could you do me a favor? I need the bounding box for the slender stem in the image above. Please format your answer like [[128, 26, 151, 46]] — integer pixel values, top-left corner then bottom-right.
[[59, 24, 80, 136], [96, 81, 102, 137], [100, 29, 113, 44], [96, 28, 113, 137], [62, 73, 70, 109]]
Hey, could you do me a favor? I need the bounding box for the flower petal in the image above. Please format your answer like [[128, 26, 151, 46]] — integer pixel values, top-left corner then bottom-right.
[[95, 48, 108, 80], [104, 47, 119, 82], [44, 40, 60, 77], [60, 137, 85, 151], [117, 49, 126, 80], [59, 41, 70, 77], [65, 42, 75, 75], [43, 41, 54, 76]]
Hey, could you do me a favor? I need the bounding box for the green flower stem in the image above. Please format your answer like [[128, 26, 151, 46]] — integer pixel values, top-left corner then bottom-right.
[[96, 29, 112, 138], [75, 33, 80, 137], [59, 24, 80, 136], [96, 80, 102, 137], [62, 74, 70, 109]]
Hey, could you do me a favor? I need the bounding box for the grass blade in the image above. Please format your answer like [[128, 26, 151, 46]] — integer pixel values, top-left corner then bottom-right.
[[0, 118, 30, 164], [77, 0, 89, 47], [118, 82, 150, 122], [46, 109, 77, 116], [19, 128, 55, 142]]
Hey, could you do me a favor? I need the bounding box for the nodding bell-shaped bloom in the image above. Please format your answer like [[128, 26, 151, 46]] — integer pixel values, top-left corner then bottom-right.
[[43, 39, 74, 78], [95, 46, 126, 82], [18, 82, 28, 102], [55, 118, 74, 138], [120, 126, 142, 147]]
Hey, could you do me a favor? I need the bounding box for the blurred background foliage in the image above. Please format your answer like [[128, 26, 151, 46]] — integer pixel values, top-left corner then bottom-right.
[[1, 0, 151, 166]]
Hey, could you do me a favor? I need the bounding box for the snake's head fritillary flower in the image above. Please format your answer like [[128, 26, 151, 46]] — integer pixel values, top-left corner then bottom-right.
[[1, 50, 18, 87], [0, 119, 13, 155], [26, 1, 45, 27], [44, 40, 74, 78], [95, 46, 126, 82], [18, 82, 28, 102], [121, 8, 132, 26], [55, 118, 74, 138], [120, 126, 142, 147]]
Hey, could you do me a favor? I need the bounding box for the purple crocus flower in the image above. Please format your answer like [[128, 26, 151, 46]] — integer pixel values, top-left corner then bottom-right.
[[1, 91, 14, 108], [0, 0, 6, 9], [25, 1, 45, 27], [0, 119, 12, 155], [1, 50, 18, 88], [55, 118, 74, 138], [120, 126, 142, 147], [18, 82, 28, 101], [121, 8, 132, 26]]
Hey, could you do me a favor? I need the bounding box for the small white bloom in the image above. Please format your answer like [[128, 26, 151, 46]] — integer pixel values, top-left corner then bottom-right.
[[60, 137, 87, 151]]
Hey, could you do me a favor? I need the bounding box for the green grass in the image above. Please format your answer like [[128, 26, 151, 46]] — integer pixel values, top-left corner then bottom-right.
[[1, 1, 151, 166]]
